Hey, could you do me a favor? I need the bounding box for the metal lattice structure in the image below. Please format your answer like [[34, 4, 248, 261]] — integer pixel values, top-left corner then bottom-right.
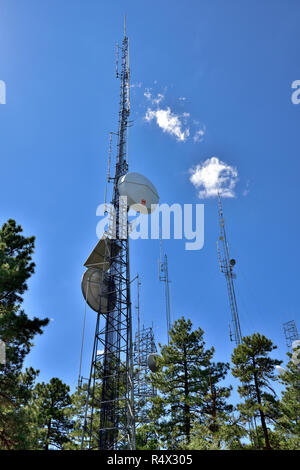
[[80, 23, 135, 450], [217, 193, 242, 346], [133, 326, 157, 424], [283, 320, 299, 350], [159, 242, 172, 344]]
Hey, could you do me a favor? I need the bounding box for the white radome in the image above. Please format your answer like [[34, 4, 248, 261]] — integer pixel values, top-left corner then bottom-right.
[[81, 268, 115, 313], [118, 172, 159, 214]]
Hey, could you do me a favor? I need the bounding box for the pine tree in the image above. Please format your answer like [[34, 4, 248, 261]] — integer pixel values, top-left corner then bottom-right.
[[65, 380, 102, 450], [32, 378, 73, 450], [148, 317, 232, 449], [0, 219, 35, 306], [275, 346, 300, 449], [231, 333, 281, 450], [0, 219, 49, 449], [186, 362, 246, 450]]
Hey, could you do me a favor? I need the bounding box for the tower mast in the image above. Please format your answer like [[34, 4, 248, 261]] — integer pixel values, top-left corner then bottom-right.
[[217, 193, 242, 345], [159, 241, 172, 345], [81, 21, 135, 450]]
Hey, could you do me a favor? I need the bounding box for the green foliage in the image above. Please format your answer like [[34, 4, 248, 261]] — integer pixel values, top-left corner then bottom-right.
[[65, 379, 102, 450], [186, 416, 247, 450], [0, 219, 35, 306], [231, 333, 281, 450], [0, 220, 49, 449], [148, 317, 234, 449], [32, 378, 73, 450], [274, 348, 300, 449]]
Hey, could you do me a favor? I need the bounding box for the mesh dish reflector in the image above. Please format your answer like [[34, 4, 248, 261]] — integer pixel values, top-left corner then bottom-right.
[[147, 353, 160, 372], [81, 268, 115, 313], [118, 172, 159, 214], [84, 235, 119, 269]]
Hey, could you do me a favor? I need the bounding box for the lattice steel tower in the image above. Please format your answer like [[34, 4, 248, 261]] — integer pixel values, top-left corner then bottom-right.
[[133, 326, 157, 424], [283, 320, 299, 350], [80, 22, 135, 450], [132, 274, 157, 423], [217, 193, 242, 345]]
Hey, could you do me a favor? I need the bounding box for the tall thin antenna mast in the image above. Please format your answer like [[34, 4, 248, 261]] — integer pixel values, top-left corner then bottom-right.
[[81, 22, 135, 450], [217, 193, 242, 345], [159, 240, 172, 345]]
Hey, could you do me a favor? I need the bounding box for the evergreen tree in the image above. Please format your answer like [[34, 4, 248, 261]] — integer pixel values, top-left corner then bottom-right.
[[65, 379, 102, 450], [148, 317, 232, 449], [185, 362, 246, 450], [32, 378, 73, 450], [0, 219, 49, 449], [231, 333, 281, 450], [275, 346, 300, 449], [0, 219, 35, 306]]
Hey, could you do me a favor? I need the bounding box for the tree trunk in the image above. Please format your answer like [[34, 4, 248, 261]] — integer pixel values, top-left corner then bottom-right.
[[252, 358, 271, 450], [183, 347, 190, 443]]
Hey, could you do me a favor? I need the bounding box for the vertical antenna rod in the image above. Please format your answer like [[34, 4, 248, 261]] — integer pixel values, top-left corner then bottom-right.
[[159, 240, 172, 345], [217, 193, 242, 345]]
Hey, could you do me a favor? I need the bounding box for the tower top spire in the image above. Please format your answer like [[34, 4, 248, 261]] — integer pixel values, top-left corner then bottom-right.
[[124, 14, 126, 38]]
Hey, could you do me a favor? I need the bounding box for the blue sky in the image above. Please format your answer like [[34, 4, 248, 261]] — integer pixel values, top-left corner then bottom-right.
[[0, 0, 299, 395]]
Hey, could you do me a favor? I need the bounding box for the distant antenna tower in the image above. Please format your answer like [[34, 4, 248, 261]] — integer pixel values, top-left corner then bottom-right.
[[80, 21, 135, 450], [283, 320, 299, 350], [133, 274, 157, 423], [217, 193, 242, 346], [159, 241, 172, 344], [133, 325, 157, 424]]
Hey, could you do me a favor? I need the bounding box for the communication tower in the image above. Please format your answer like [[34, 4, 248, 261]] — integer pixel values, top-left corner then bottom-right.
[[80, 21, 135, 450], [159, 241, 172, 344], [217, 193, 242, 346]]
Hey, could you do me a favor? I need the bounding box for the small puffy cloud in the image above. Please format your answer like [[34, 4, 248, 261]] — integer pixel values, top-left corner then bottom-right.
[[145, 107, 190, 142], [189, 157, 238, 198], [179, 97, 186, 101], [193, 126, 206, 143], [97, 349, 104, 356]]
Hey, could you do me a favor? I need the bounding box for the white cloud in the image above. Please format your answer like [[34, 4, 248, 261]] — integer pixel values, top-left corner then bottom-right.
[[189, 157, 238, 198], [144, 89, 152, 100], [152, 93, 164, 105], [179, 97, 186, 101], [145, 107, 190, 142], [193, 126, 206, 143], [97, 349, 104, 356]]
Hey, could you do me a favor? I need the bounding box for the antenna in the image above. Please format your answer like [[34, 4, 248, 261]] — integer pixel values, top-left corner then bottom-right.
[[104, 132, 112, 213], [159, 240, 172, 345], [217, 193, 242, 346], [81, 23, 135, 450]]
